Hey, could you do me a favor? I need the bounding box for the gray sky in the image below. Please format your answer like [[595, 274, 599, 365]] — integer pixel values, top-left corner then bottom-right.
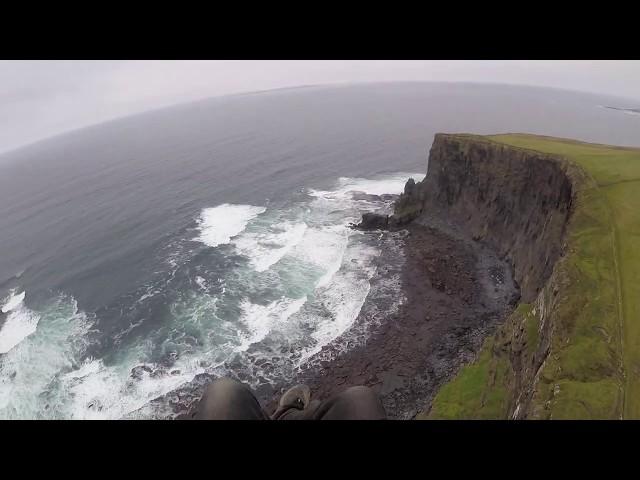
[[1, 60, 639, 155]]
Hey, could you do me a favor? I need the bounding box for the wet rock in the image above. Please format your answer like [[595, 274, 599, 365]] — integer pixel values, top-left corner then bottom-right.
[[350, 191, 382, 202], [356, 212, 389, 230], [130, 364, 154, 379]]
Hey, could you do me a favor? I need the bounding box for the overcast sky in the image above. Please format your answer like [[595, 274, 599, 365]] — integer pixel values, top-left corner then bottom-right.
[[1, 60, 639, 155]]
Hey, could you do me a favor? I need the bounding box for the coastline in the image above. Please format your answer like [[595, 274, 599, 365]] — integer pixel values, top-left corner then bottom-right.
[[162, 204, 519, 420], [262, 210, 519, 419]]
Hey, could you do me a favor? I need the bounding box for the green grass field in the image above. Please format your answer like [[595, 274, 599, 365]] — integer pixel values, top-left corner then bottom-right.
[[423, 134, 640, 419]]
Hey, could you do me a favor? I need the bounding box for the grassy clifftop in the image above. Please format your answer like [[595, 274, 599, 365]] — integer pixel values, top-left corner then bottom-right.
[[422, 134, 640, 419]]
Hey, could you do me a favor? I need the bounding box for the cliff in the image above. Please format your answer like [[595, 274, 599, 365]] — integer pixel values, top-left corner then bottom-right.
[[396, 133, 640, 419], [394, 134, 573, 302]]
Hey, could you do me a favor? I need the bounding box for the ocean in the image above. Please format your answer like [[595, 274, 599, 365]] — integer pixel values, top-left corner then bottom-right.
[[0, 82, 638, 419]]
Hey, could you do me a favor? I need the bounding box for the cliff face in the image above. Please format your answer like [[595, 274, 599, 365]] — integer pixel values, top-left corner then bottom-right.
[[395, 134, 627, 419], [394, 134, 573, 302]]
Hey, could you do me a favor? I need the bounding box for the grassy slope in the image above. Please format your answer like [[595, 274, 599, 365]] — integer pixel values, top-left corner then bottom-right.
[[423, 134, 640, 419]]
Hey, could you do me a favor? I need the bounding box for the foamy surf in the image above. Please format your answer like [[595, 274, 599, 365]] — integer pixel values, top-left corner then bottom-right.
[[58, 356, 203, 420], [0, 294, 92, 418], [290, 225, 350, 288], [1, 290, 26, 313], [233, 222, 308, 272], [297, 240, 379, 365], [309, 172, 425, 200], [195, 204, 266, 247], [237, 296, 308, 351], [0, 290, 39, 354]]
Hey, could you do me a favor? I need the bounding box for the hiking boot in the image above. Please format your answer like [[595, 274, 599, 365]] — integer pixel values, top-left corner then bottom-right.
[[271, 384, 316, 420]]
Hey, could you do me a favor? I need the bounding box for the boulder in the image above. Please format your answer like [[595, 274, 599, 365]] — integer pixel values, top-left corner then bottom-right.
[[357, 212, 389, 230]]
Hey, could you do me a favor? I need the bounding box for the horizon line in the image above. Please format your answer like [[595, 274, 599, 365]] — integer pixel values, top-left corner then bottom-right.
[[1, 80, 638, 158]]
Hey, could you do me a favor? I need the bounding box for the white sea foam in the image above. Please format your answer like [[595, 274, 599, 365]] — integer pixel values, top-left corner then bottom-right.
[[195, 276, 208, 290], [137, 287, 161, 303], [0, 290, 39, 354], [290, 225, 350, 288], [56, 286, 243, 419], [229, 173, 417, 364], [0, 293, 190, 420], [1, 290, 26, 313], [0, 289, 232, 419], [298, 241, 379, 364], [309, 172, 425, 201], [336, 173, 425, 196], [52, 297, 309, 419], [59, 355, 202, 420], [234, 222, 308, 272], [0, 294, 92, 418], [0, 309, 40, 355], [195, 204, 266, 247], [237, 296, 307, 351]]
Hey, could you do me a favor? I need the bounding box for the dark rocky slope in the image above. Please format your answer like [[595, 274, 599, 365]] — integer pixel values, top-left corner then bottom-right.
[[285, 219, 519, 419]]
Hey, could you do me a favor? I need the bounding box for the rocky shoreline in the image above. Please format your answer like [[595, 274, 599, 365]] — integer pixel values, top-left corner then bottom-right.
[[261, 207, 520, 419], [160, 190, 520, 420]]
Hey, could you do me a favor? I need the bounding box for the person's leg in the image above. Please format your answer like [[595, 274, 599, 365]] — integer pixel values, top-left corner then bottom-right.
[[310, 386, 386, 420], [195, 377, 269, 420]]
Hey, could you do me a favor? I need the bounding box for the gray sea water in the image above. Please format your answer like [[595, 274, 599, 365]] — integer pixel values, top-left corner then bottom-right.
[[0, 82, 638, 419]]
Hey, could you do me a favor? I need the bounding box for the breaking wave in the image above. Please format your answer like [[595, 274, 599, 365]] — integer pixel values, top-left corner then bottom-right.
[[233, 222, 308, 272], [0, 290, 39, 354], [194, 204, 266, 247]]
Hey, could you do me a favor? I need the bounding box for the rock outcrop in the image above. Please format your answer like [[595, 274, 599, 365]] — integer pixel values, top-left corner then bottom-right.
[[356, 212, 389, 230]]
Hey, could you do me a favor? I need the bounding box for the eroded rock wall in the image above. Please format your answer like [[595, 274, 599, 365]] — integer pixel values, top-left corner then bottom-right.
[[394, 134, 573, 302]]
